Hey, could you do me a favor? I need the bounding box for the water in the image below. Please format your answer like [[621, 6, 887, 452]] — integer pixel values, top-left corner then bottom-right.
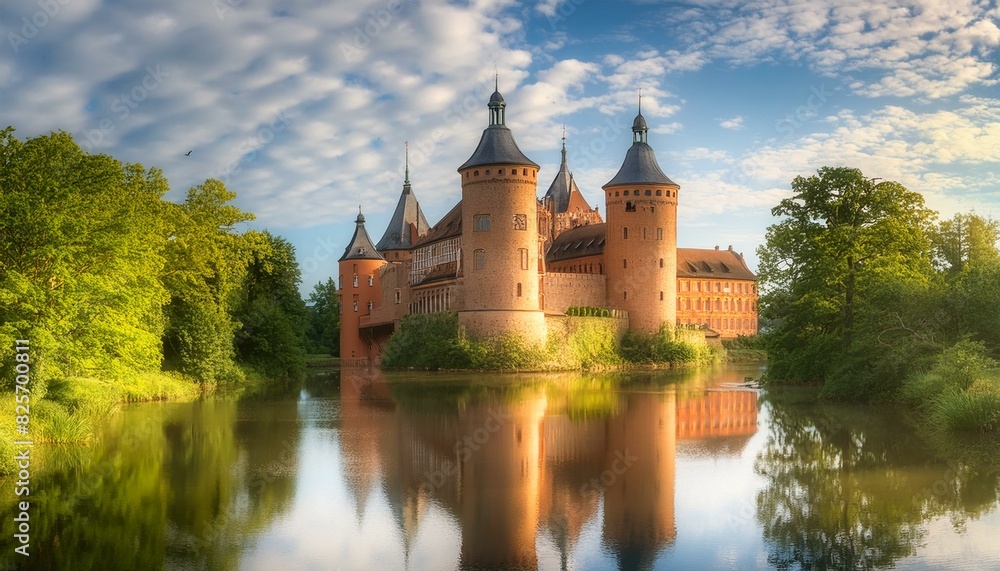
[[2, 364, 999, 570]]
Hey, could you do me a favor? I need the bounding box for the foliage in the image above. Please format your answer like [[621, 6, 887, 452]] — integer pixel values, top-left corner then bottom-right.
[[545, 316, 622, 370], [620, 324, 710, 365], [306, 277, 340, 355], [758, 166, 935, 391], [381, 312, 473, 369], [232, 231, 308, 383], [566, 306, 612, 317], [929, 212, 1000, 275]]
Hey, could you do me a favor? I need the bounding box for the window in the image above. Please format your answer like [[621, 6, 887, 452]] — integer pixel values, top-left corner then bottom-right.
[[353, 301, 358, 312], [642, 227, 647, 240], [394, 289, 401, 304], [656, 228, 663, 240], [485, 169, 490, 175], [474, 214, 491, 231], [368, 300, 373, 311], [645, 189, 652, 196], [660, 291, 664, 301], [519, 248, 529, 270], [474, 170, 479, 176], [523, 168, 527, 175], [368, 275, 373, 286], [513, 214, 527, 230], [615, 191, 619, 197], [338, 276, 342, 289], [624, 291, 628, 300], [659, 258, 664, 268], [353, 276, 359, 287], [517, 283, 522, 297], [723, 283, 730, 293], [623, 227, 628, 239], [623, 259, 627, 268], [498, 169, 503, 175], [656, 189, 662, 196], [474, 249, 485, 269], [714, 282, 721, 292]]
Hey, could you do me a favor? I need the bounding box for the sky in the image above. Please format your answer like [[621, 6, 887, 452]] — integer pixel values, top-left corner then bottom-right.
[[3, 0, 999, 293]]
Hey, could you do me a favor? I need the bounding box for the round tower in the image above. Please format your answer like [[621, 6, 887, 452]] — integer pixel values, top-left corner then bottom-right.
[[338, 211, 386, 363], [603, 103, 679, 333], [456, 85, 546, 346]]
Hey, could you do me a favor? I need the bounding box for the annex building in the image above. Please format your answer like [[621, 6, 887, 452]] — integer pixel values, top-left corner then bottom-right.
[[339, 86, 757, 365]]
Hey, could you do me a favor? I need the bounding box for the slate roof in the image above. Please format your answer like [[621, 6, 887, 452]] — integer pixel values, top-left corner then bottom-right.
[[543, 140, 589, 213], [413, 200, 462, 247], [603, 141, 676, 187], [545, 223, 606, 263], [459, 125, 539, 170], [339, 213, 385, 262], [544, 224, 757, 281], [676, 248, 757, 281], [375, 182, 430, 251]]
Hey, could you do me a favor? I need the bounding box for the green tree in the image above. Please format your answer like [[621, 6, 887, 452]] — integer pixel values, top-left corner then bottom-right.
[[161, 179, 254, 385], [0, 127, 169, 393], [233, 231, 308, 382], [306, 277, 340, 355], [758, 167, 935, 393], [930, 212, 1000, 275]]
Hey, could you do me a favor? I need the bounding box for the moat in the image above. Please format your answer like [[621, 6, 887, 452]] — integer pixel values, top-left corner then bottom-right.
[[3, 363, 1000, 571]]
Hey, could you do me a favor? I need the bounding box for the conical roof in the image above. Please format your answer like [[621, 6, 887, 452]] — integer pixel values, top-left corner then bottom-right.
[[376, 149, 430, 251], [543, 136, 581, 213], [458, 88, 539, 171], [604, 109, 676, 188], [339, 212, 385, 262]]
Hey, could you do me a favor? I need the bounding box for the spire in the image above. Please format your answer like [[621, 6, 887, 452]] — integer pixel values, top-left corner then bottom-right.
[[561, 126, 567, 165], [403, 141, 410, 191]]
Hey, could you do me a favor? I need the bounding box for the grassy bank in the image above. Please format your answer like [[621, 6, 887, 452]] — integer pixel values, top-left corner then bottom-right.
[[380, 312, 718, 372], [898, 341, 1000, 433]]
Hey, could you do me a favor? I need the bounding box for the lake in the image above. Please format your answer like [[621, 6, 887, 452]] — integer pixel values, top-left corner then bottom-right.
[[2, 363, 999, 570]]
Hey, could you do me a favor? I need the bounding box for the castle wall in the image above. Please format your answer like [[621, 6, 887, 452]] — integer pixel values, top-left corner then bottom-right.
[[542, 272, 607, 313], [459, 309, 547, 347]]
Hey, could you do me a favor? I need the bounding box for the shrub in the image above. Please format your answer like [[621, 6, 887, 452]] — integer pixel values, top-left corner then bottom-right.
[[930, 391, 1000, 432]]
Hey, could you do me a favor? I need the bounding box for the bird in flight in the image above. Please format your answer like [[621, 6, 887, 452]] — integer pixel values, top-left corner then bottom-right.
[[184, 150, 192, 156]]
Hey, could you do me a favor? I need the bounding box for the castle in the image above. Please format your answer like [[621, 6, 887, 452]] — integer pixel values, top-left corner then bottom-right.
[[338, 86, 757, 365]]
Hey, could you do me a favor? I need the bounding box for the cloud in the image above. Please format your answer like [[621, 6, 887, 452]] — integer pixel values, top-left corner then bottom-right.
[[719, 116, 745, 130]]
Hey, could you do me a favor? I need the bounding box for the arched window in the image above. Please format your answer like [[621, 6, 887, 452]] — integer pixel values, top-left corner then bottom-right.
[[353, 301, 358, 312], [368, 300, 373, 311], [659, 258, 664, 268], [656, 189, 662, 196], [623, 227, 628, 239], [645, 189, 652, 196], [517, 283, 522, 297], [474, 170, 479, 176], [353, 276, 359, 287], [498, 169, 503, 175], [474, 214, 491, 231], [368, 275, 373, 286]]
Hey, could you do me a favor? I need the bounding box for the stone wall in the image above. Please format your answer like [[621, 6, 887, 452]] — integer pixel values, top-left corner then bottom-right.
[[542, 272, 607, 314]]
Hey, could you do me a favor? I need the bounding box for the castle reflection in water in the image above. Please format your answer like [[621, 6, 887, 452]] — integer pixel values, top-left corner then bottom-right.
[[337, 368, 758, 571]]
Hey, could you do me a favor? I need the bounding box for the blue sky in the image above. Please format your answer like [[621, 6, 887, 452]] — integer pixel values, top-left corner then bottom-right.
[[3, 0, 999, 293]]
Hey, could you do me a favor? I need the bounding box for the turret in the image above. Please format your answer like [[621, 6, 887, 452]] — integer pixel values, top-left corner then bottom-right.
[[603, 96, 679, 333], [338, 210, 386, 363], [456, 82, 546, 346]]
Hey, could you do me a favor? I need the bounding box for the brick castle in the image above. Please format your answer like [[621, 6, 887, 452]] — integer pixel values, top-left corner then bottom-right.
[[339, 86, 757, 365]]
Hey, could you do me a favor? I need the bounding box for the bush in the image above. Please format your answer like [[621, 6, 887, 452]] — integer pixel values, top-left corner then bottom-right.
[[620, 324, 708, 365], [930, 391, 1000, 432], [381, 312, 472, 369]]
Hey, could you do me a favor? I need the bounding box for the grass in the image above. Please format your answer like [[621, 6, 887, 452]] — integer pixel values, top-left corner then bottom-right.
[[930, 390, 1000, 432]]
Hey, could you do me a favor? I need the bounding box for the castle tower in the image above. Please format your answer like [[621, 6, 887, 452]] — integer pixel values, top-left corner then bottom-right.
[[603, 100, 679, 333], [542, 131, 602, 241], [375, 143, 430, 263], [338, 211, 386, 363], [456, 83, 546, 346]]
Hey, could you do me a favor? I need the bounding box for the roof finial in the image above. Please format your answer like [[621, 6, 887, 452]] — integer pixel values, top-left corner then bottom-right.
[[495, 65, 498, 92], [404, 141, 410, 185], [560, 125, 567, 165], [638, 88, 642, 115]]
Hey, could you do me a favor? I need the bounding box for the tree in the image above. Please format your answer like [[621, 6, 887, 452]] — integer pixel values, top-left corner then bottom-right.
[[0, 127, 169, 393], [233, 231, 308, 381], [306, 278, 340, 356], [161, 179, 254, 385], [930, 212, 1000, 275], [757, 167, 935, 392]]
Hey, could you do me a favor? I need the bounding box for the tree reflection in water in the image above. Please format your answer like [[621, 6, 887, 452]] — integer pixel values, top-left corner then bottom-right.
[[754, 390, 1000, 571]]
